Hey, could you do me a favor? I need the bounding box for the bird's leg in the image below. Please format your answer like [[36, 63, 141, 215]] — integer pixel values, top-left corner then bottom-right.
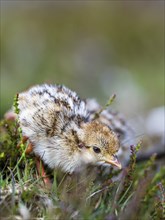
[[17, 136, 51, 188], [35, 157, 52, 188]]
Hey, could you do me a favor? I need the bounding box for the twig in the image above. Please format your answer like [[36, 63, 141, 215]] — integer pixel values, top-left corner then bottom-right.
[[94, 94, 116, 119]]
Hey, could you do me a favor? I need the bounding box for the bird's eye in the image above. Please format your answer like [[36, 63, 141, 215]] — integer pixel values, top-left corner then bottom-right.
[[93, 146, 101, 153]]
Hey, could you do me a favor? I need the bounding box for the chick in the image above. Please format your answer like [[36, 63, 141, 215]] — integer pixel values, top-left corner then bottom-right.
[[17, 84, 121, 173]]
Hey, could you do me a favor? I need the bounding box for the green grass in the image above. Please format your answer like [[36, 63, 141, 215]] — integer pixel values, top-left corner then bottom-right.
[[0, 118, 165, 220]]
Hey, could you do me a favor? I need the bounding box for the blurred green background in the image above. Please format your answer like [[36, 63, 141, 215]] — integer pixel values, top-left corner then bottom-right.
[[0, 1, 164, 118]]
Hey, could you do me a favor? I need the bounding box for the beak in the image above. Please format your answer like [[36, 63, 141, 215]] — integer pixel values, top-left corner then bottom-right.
[[104, 155, 122, 169]]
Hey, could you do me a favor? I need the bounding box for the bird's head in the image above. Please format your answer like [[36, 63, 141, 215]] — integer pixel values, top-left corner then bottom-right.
[[78, 121, 122, 169]]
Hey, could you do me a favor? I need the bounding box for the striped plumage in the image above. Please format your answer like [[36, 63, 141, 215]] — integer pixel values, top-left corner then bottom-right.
[[17, 84, 133, 173]]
